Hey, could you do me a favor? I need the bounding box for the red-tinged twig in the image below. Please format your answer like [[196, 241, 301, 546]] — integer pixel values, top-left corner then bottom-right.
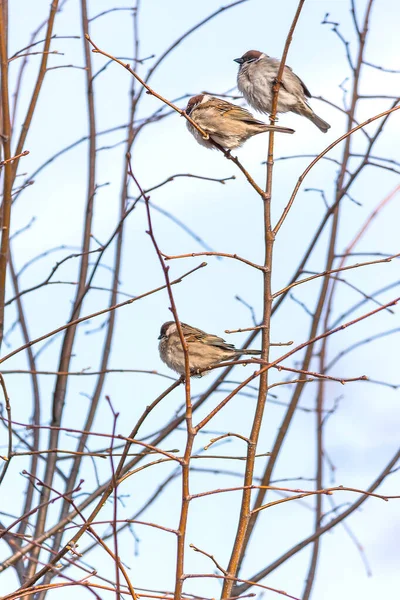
[[183, 573, 300, 600], [302, 151, 400, 600], [0, 417, 182, 463], [0, 483, 82, 542], [233, 445, 400, 596], [2, 580, 100, 600], [17, 377, 181, 589], [125, 159, 194, 600], [251, 485, 398, 514], [0, 373, 206, 577], [4, 579, 207, 600], [188, 483, 395, 503], [0, 374, 12, 485], [12, 163, 217, 320], [194, 297, 399, 432], [79, 471, 184, 560], [234, 4, 385, 591], [268, 377, 315, 390], [272, 253, 400, 299], [203, 432, 250, 451], [85, 35, 206, 139], [105, 398, 122, 599], [189, 544, 228, 575], [0, 150, 29, 166], [220, 5, 307, 593], [0, 263, 206, 366], [0, 368, 175, 379], [224, 325, 293, 342], [162, 250, 265, 271], [9, 449, 162, 459], [9, 34, 78, 61], [9, 50, 63, 62], [65, 519, 178, 536], [23, 470, 138, 599], [191, 358, 367, 386], [273, 364, 367, 385], [274, 103, 400, 235], [146, 173, 236, 192], [85, 34, 265, 198], [328, 183, 400, 317], [233, 6, 382, 584]]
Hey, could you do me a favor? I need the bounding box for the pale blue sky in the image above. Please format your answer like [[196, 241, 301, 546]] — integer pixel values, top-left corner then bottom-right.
[[2, 1, 400, 599]]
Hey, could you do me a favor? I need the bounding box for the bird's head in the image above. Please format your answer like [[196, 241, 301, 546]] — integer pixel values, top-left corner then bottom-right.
[[234, 50, 263, 66]]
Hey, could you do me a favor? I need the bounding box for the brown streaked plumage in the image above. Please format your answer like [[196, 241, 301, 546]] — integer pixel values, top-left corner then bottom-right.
[[158, 321, 262, 377], [184, 94, 294, 150], [235, 50, 331, 133]]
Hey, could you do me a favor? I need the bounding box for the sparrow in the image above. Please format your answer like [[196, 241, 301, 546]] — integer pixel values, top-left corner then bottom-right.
[[158, 321, 262, 376], [235, 50, 331, 133], [184, 94, 294, 150]]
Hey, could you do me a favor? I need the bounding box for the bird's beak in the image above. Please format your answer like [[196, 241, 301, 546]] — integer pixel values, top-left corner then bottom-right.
[[158, 334, 162, 340], [234, 58, 243, 64]]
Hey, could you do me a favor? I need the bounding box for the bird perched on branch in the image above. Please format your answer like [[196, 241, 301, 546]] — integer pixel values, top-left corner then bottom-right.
[[184, 94, 294, 150], [158, 321, 262, 376], [235, 50, 331, 133]]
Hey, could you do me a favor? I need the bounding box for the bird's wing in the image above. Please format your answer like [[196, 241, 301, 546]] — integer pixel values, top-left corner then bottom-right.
[[285, 65, 312, 98], [215, 101, 264, 125], [181, 323, 208, 343], [183, 327, 235, 350], [202, 98, 246, 118], [202, 333, 236, 350]]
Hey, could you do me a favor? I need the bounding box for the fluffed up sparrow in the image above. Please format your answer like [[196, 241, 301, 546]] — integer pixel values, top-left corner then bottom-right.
[[158, 321, 262, 376], [235, 50, 331, 133], [184, 94, 294, 150]]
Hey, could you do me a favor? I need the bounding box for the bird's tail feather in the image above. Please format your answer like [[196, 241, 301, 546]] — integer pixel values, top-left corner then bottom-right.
[[238, 348, 262, 356], [294, 103, 331, 133], [261, 124, 294, 135], [308, 112, 330, 133]]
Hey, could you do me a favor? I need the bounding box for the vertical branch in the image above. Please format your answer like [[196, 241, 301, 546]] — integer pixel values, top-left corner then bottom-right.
[[231, 1, 376, 590], [10, 3, 69, 131], [174, 387, 195, 600], [17, 379, 180, 592], [126, 165, 193, 600], [0, 373, 12, 486], [25, 0, 97, 582], [302, 366, 324, 599], [8, 256, 41, 555], [0, 1, 12, 350], [10, 0, 60, 180], [221, 3, 306, 597], [107, 400, 121, 597], [42, 3, 142, 586], [303, 178, 400, 600]]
